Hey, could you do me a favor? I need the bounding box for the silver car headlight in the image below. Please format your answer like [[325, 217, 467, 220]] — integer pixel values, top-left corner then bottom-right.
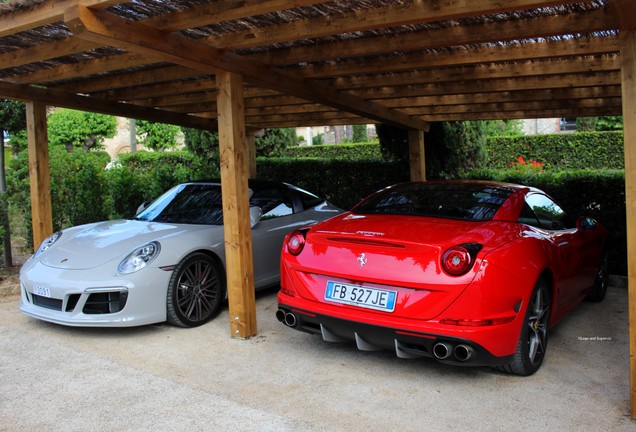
[[33, 231, 62, 258], [118, 241, 161, 274]]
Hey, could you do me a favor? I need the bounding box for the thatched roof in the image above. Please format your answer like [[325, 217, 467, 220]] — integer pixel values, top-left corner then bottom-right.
[[0, 0, 628, 129]]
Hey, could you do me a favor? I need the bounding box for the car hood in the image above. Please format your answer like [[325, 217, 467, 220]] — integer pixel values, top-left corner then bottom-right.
[[39, 219, 217, 270]]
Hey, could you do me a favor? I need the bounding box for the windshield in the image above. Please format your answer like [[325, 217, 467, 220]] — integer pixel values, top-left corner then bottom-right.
[[135, 184, 225, 225], [353, 182, 513, 222]]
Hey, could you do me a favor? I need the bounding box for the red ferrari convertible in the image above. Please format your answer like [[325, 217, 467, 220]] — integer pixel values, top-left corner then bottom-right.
[[276, 181, 608, 375]]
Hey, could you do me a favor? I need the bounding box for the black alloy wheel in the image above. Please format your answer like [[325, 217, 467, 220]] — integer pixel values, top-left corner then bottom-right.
[[498, 278, 551, 376], [167, 252, 225, 327], [586, 251, 609, 302]]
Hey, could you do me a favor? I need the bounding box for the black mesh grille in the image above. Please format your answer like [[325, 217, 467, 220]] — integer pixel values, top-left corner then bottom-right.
[[83, 292, 128, 315], [32, 294, 63, 311]]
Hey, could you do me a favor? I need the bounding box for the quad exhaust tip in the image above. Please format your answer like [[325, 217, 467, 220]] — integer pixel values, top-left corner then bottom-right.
[[276, 309, 297, 328], [433, 341, 476, 362]]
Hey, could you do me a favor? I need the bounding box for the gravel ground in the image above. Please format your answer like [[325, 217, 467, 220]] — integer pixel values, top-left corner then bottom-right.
[[1, 277, 635, 432]]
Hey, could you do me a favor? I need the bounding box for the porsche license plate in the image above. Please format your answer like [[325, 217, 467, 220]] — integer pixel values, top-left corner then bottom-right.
[[33, 285, 51, 298], [325, 281, 396, 312]]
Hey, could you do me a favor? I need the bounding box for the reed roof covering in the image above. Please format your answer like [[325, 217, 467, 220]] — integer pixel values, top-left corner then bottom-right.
[[0, 0, 630, 130]]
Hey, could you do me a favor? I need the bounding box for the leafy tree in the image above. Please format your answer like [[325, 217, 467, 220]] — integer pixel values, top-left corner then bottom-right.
[[480, 120, 523, 137], [182, 128, 219, 160], [48, 109, 117, 152], [0, 99, 26, 266], [576, 116, 623, 132], [136, 120, 180, 151], [376, 121, 487, 178], [352, 124, 368, 142], [255, 128, 296, 156], [595, 116, 623, 131]]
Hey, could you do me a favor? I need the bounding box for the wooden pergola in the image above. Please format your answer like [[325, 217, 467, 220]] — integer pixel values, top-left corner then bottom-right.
[[1, 0, 635, 416]]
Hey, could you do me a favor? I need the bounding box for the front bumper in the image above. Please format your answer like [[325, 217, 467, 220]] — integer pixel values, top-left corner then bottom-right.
[[277, 303, 514, 367], [19, 260, 172, 327]]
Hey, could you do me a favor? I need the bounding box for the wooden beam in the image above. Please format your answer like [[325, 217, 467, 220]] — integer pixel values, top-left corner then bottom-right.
[[64, 5, 429, 131], [25, 101, 53, 252], [0, 81, 217, 130], [408, 130, 426, 182], [608, 0, 636, 31], [142, 0, 333, 32], [246, 132, 257, 179], [254, 8, 615, 66], [205, 0, 580, 50], [0, 0, 124, 37], [301, 36, 619, 78], [217, 71, 257, 339], [620, 28, 636, 420]]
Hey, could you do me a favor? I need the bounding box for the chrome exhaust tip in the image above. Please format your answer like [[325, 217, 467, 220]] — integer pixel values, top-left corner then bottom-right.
[[284, 312, 297, 328], [275, 309, 287, 323], [433, 342, 453, 360], [454, 344, 476, 362]]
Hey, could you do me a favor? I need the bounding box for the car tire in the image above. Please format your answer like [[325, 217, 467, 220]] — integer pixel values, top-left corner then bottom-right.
[[585, 251, 609, 303], [166, 252, 225, 328], [497, 278, 551, 376]]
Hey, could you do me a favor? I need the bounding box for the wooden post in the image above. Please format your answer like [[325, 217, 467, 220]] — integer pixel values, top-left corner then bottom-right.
[[216, 71, 257, 338], [246, 131, 257, 179], [408, 129, 426, 181], [25, 101, 53, 252], [620, 28, 636, 419]]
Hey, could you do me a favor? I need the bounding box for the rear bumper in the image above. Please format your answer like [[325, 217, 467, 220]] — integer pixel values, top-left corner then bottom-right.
[[277, 302, 514, 367]]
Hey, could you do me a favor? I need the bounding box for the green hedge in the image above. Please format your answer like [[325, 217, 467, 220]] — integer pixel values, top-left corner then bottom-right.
[[280, 142, 382, 160], [484, 131, 624, 169], [464, 168, 626, 275], [256, 157, 407, 210], [4, 149, 627, 276], [6, 150, 220, 248]]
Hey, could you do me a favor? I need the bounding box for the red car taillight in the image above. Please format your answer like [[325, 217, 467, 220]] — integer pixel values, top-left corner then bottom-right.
[[441, 243, 482, 276], [286, 230, 306, 256]]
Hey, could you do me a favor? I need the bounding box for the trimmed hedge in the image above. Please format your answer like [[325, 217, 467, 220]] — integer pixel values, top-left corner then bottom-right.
[[464, 168, 626, 275], [256, 157, 407, 210], [4, 148, 627, 277], [280, 142, 382, 160], [485, 131, 624, 169]]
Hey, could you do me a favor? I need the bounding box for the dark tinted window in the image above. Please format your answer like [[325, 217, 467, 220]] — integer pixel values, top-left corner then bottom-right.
[[136, 184, 224, 225], [353, 183, 513, 221], [250, 188, 293, 219]]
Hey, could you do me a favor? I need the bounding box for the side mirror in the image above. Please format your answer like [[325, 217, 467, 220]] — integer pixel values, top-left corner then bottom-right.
[[136, 201, 150, 215], [576, 216, 597, 231], [250, 206, 263, 228]]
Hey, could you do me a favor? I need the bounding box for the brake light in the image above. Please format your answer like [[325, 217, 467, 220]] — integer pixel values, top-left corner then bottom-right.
[[441, 243, 482, 276], [286, 231, 306, 256]]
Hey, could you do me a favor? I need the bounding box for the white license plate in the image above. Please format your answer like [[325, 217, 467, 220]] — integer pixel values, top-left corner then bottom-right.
[[32, 285, 51, 298], [325, 281, 397, 312]]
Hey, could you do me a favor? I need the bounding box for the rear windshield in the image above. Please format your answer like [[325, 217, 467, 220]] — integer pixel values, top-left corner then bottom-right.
[[352, 183, 513, 221]]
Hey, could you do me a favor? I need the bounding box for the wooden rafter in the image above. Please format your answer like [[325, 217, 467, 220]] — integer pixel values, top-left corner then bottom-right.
[[0, 81, 217, 130], [63, 5, 429, 130], [205, 0, 580, 49]]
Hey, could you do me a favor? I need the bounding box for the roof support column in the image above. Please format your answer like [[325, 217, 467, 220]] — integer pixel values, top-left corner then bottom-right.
[[408, 129, 426, 181], [620, 28, 636, 419], [217, 70, 257, 338], [246, 130, 257, 178], [25, 101, 53, 252]]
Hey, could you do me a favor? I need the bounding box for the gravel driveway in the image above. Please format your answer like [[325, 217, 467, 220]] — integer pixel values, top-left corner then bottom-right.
[[1, 278, 634, 431]]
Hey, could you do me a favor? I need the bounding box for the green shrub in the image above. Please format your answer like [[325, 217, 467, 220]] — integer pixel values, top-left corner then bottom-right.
[[280, 142, 382, 160], [484, 132, 624, 170], [7, 148, 111, 247], [256, 157, 407, 210], [103, 151, 218, 219]]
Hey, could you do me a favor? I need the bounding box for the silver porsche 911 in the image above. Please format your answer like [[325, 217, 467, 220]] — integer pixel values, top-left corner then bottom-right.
[[19, 180, 341, 328]]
